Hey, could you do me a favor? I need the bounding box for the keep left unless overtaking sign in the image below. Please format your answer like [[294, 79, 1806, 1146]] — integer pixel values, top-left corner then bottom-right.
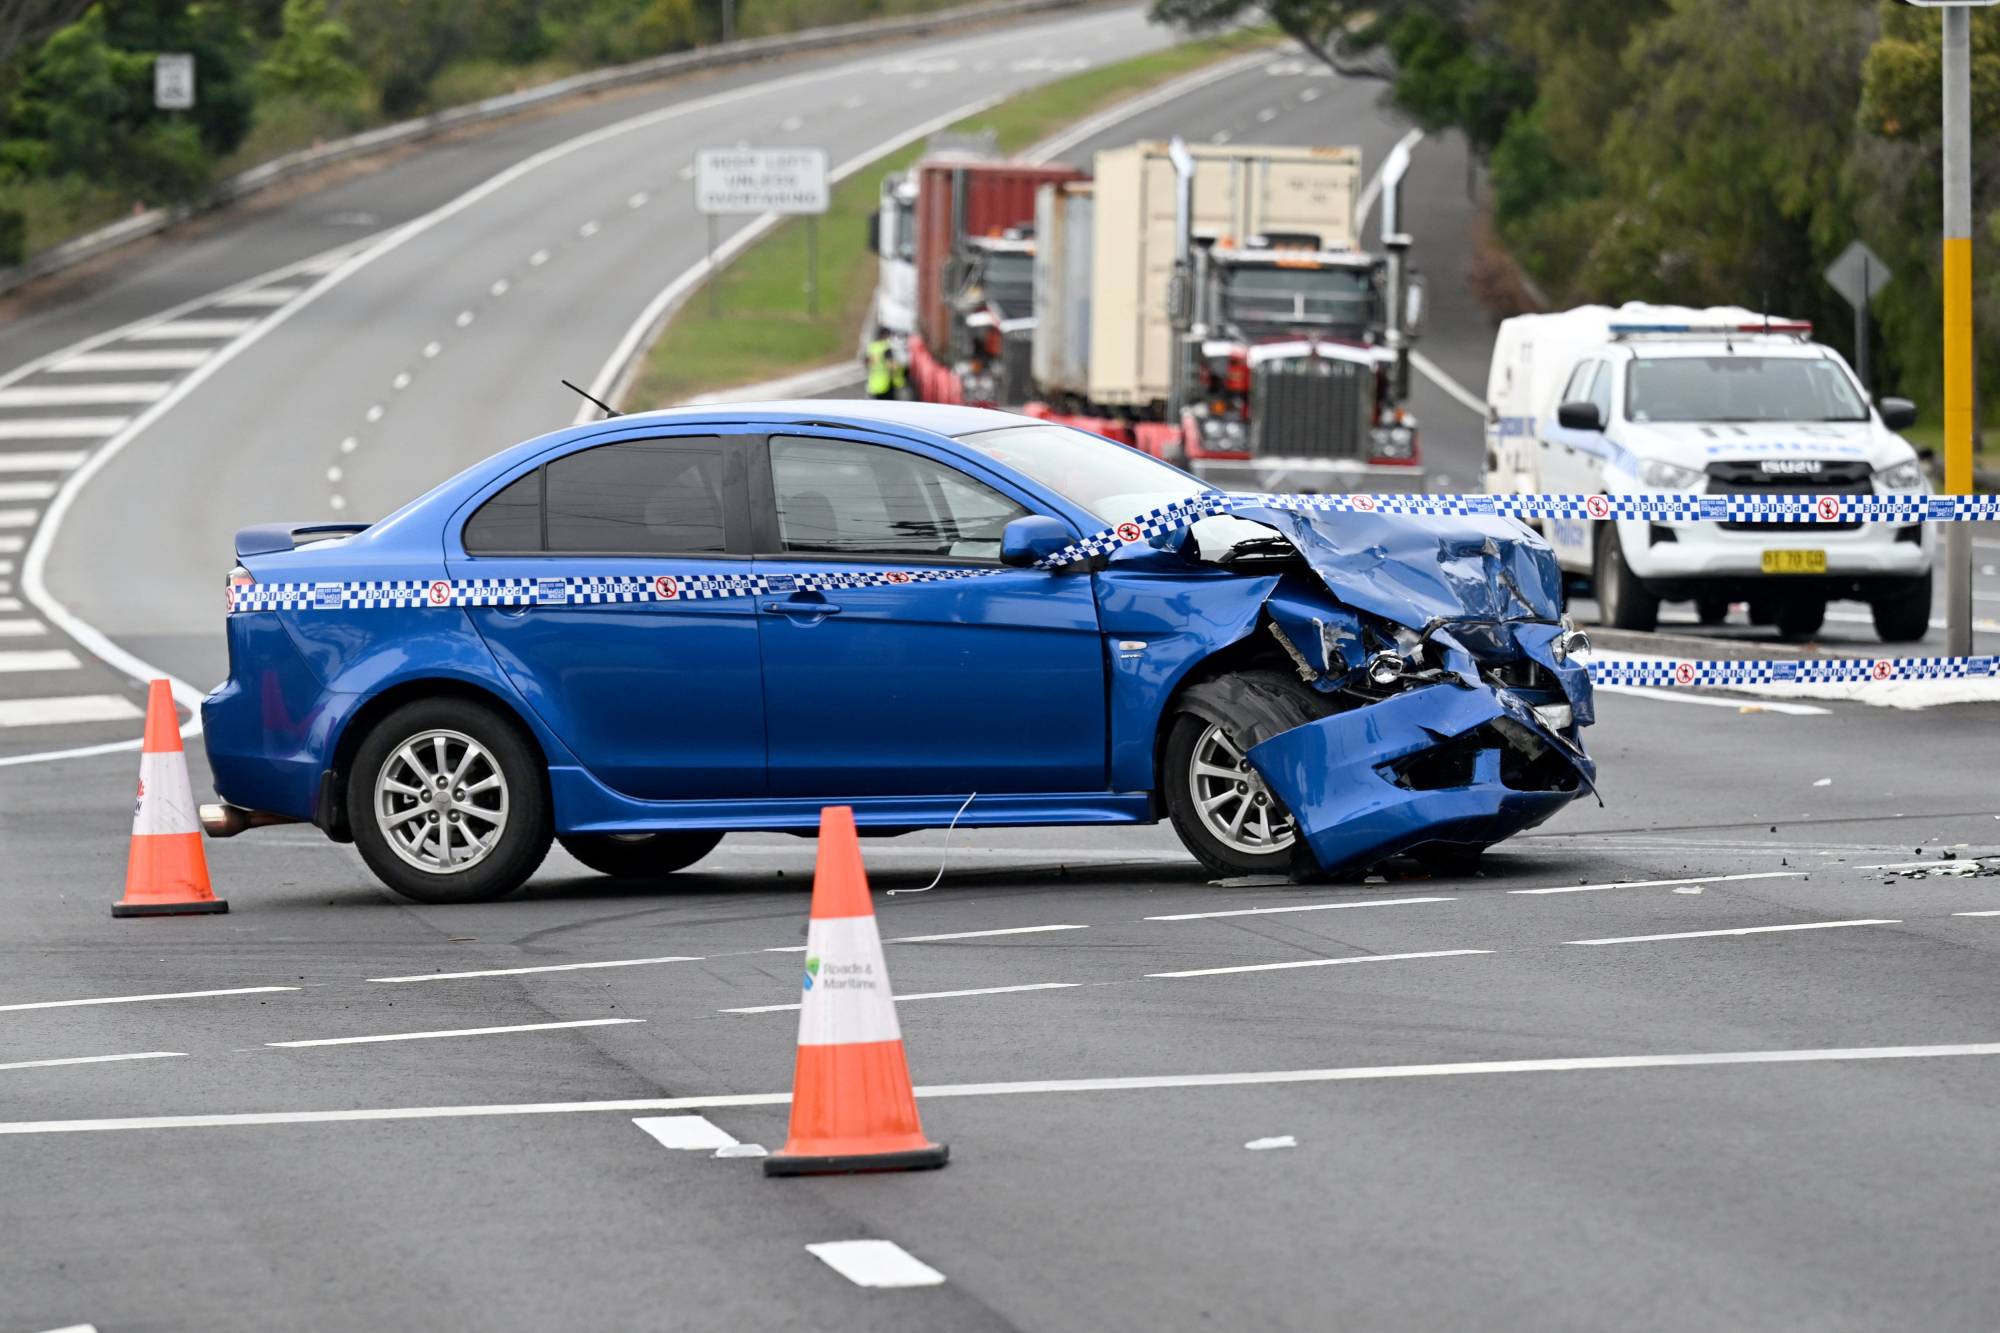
[[154, 53, 196, 110], [695, 148, 829, 215]]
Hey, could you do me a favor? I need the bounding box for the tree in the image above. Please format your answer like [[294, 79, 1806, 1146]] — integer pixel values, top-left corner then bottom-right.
[[0, 0, 93, 76]]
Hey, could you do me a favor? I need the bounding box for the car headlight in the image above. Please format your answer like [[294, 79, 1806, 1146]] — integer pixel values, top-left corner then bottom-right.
[[1638, 459, 1705, 489], [1532, 703, 1574, 732], [1876, 459, 1926, 490]]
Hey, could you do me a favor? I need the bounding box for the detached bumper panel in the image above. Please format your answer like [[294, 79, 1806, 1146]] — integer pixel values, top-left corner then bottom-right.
[[1248, 683, 1591, 876]]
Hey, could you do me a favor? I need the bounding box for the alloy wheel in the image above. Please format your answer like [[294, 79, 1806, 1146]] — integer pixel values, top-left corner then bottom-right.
[[374, 728, 510, 875], [1187, 722, 1295, 856]]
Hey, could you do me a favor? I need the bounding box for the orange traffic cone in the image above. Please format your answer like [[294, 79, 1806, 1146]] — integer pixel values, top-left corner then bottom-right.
[[113, 680, 226, 918], [765, 806, 947, 1176]]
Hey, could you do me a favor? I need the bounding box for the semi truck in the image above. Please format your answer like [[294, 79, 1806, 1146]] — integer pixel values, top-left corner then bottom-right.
[[1026, 138, 1427, 491]]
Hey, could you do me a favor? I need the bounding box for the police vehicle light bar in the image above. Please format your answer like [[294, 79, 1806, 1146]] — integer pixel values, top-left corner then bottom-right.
[[1609, 320, 1813, 337]]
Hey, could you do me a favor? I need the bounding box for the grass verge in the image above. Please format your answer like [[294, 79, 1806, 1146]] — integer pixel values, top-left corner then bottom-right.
[[625, 28, 1276, 407]]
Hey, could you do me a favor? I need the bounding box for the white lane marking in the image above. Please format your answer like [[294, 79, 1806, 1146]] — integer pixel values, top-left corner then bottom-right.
[[392, 371, 412, 390], [0, 618, 47, 636], [455, 311, 474, 328], [267, 1017, 643, 1047], [764, 945, 808, 953], [1149, 949, 1489, 979], [0, 508, 36, 526], [0, 384, 168, 407], [633, 1114, 738, 1151], [34, 1324, 100, 1332], [1861, 858, 1986, 870], [1256, 106, 1276, 122], [423, 341, 441, 359], [579, 219, 601, 238], [365, 404, 384, 422], [530, 248, 550, 266], [0, 693, 143, 727], [722, 982, 1077, 1015], [326, 466, 342, 482], [1299, 87, 1320, 102], [0, 597, 19, 612], [0, 536, 23, 553], [1953, 910, 2000, 917], [0, 480, 66, 501], [1410, 349, 1488, 416], [0, 649, 79, 672], [1148, 896, 1452, 922], [1, 1051, 183, 1072], [886, 923, 1088, 943], [779, 115, 804, 131], [1357, 126, 1424, 231], [843, 94, 866, 109], [490, 279, 511, 298], [806, 1240, 947, 1289], [51, 350, 209, 372], [124, 319, 258, 340], [328, 494, 346, 511], [339, 436, 358, 454], [0, 985, 296, 1013], [0, 451, 84, 471], [1211, 130, 1232, 143], [370, 955, 703, 983], [1595, 683, 1832, 716], [31, 1041, 2000, 1136], [1026, 48, 1272, 163], [217, 287, 305, 307], [1245, 1134, 1297, 1150], [628, 192, 649, 208], [1568, 919, 1899, 946], [0, 418, 129, 439], [1511, 871, 1805, 896]]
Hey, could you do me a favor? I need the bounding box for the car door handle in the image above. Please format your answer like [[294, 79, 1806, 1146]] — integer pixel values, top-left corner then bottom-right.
[[764, 600, 841, 617]]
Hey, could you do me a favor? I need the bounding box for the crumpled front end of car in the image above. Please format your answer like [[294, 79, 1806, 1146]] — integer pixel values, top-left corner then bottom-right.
[[1193, 505, 1597, 875]]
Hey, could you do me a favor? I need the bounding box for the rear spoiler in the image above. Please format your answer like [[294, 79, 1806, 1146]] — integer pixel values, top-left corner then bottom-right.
[[234, 521, 371, 558]]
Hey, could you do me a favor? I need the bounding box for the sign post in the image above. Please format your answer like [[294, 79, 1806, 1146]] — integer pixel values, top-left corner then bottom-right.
[[694, 147, 830, 322], [1906, 0, 1996, 656], [1824, 239, 1892, 397], [154, 53, 196, 112]]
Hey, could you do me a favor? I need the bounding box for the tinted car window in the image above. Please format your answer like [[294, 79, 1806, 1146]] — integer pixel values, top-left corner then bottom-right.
[[462, 469, 542, 553], [769, 436, 1026, 560], [545, 439, 727, 554]]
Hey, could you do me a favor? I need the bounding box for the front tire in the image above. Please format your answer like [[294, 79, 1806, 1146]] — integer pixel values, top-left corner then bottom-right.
[[1695, 593, 1731, 626], [559, 831, 723, 879], [1872, 570, 1933, 643], [348, 698, 552, 904], [1593, 527, 1659, 632], [1774, 596, 1826, 640], [1162, 669, 1324, 878]]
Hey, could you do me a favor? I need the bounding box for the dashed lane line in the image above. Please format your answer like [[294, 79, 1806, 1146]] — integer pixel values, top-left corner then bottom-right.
[[885, 923, 1088, 943], [0, 985, 297, 1013], [632, 1115, 739, 1151], [1567, 919, 1899, 946], [1510, 871, 1806, 896], [721, 982, 1078, 1015], [369, 956, 704, 983], [806, 1241, 947, 1289], [1147, 896, 1453, 922], [27, 1041, 2000, 1134], [1, 1052, 183, 1073], [1147, 949, 1490, 979], [267, 1017, 644, 1047]]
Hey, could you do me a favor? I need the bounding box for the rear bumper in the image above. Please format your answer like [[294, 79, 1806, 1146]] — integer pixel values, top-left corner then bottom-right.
[[1247, 682, 1590, 875]]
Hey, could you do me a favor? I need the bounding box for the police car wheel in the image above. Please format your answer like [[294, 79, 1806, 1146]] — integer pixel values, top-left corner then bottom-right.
[[558, 831, 723, 879], [1695, 594, 1731, 626], [1593, 528, 1659, 632], [1774, 597, 1826, 640], [1163, 669, 1322, 878], [1871, 571, 1932, 644], [348, 699, 552, 904]]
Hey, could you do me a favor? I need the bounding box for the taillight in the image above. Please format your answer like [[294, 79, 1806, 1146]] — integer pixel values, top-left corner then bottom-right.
[[227, 565, 255, 613]]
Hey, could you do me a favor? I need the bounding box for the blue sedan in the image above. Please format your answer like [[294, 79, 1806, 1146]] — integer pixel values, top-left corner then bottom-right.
[[201, 401, 1595, 903]]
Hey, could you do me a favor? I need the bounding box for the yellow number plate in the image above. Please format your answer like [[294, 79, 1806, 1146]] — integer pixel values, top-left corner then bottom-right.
[[1761, 549, 1826, 575]]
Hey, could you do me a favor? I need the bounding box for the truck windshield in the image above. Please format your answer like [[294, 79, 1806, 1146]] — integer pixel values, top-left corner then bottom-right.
[[1221, 263, 1375, 338], [1626, 356, 1868, 423], [972, 251, 1035, 318], [893, 199, 915, 261], [955, 424, 1207, 523]]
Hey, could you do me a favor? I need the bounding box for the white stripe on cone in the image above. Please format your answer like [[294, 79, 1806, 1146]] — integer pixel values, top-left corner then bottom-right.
[[133, 749, 198, 837], [797, 916, 903, 1047]]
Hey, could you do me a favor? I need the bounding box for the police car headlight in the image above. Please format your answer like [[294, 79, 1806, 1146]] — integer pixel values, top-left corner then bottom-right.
[[1876, 459, 1926, 491], [1639, 459, 1705, 489]]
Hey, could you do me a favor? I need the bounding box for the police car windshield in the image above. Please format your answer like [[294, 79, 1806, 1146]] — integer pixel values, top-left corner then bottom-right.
[[1627, 356, 1868, 423], [955, 424, 1207, 523]]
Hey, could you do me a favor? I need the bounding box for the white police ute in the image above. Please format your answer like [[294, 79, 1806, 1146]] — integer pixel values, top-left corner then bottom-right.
[[1483, 303, 1933, 642]]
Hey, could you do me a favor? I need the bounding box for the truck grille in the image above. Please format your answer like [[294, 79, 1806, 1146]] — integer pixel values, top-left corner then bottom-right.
[[1705, 459, 1873, 532], [1249, 356, 1370, 460], [1001, 328, 1035, 406]]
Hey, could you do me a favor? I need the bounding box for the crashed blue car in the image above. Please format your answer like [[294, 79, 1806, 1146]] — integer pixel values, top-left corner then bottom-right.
[[201, 401, 1595, 903]]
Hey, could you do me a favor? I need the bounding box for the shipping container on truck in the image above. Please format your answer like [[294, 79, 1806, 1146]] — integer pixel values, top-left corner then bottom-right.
[[913, 158, 1086, 363], [1032, 180, 1095, 399]]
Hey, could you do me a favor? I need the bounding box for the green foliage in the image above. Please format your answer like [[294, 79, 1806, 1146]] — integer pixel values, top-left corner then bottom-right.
[[255, 0, 364, 101], [0, 207, 23, 264]]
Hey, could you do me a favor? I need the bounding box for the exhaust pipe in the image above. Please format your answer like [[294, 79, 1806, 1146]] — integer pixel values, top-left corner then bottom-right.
[[198, 803, 301, 838]]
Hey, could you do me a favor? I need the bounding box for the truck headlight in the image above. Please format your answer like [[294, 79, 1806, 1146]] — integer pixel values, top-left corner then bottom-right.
[[1199, 416, 1245, 446], [1876, 459, 1926, 490], [1638, 459, 1705, 489], [1369, 425, 1416, 460]]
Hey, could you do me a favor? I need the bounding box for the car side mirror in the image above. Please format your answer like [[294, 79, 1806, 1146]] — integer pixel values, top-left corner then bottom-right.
[[1878, 396, 1918, 432], [1556, 400, 1604, 431], [1000, 514, 1074, 568]]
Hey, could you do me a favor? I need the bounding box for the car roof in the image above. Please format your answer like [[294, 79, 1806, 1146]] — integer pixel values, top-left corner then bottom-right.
[[612, 399, 1029, 439], [1607, 340, 1831, 362]]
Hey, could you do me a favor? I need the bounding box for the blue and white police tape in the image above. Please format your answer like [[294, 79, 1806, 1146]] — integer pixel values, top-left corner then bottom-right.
[[1590, 656, 1998, 688]]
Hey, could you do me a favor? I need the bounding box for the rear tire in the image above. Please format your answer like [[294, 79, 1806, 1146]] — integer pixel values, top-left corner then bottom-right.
[[1774, 596, 1827, 640], [559, 831, 723, 879], [1162, 669, 1326, 878], [348, 698, 552, 904], [1593, 527, 1659, 632], [1871, 570, 1933, 644]]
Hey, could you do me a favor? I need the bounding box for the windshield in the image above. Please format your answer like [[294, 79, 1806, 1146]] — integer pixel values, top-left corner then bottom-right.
[[1626, 356, 1867, 423], [971, 250, 1035, 317], [955, 423, 1207, 523], [1221, 262, 1376, 337], [892, 199, 915, 261]]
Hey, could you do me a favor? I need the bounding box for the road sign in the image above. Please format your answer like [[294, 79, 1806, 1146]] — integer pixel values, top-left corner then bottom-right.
[[694, 148, 829, 216], [1825, 240, 1892, 309], [154, 54, 196, 111]]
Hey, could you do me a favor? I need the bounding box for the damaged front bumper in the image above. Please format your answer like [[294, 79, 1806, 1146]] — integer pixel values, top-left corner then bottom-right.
[[1247, 679, 1595, 877]]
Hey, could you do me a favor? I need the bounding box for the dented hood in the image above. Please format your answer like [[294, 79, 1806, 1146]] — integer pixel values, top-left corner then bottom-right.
[[1231, 506, 1564, 630]]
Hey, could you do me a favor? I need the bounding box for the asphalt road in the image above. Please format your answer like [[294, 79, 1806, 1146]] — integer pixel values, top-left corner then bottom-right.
[[4, 16, 2000, 1333]]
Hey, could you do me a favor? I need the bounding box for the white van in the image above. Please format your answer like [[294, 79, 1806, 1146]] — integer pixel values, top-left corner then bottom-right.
[[1483, 303, 1933, 642]]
